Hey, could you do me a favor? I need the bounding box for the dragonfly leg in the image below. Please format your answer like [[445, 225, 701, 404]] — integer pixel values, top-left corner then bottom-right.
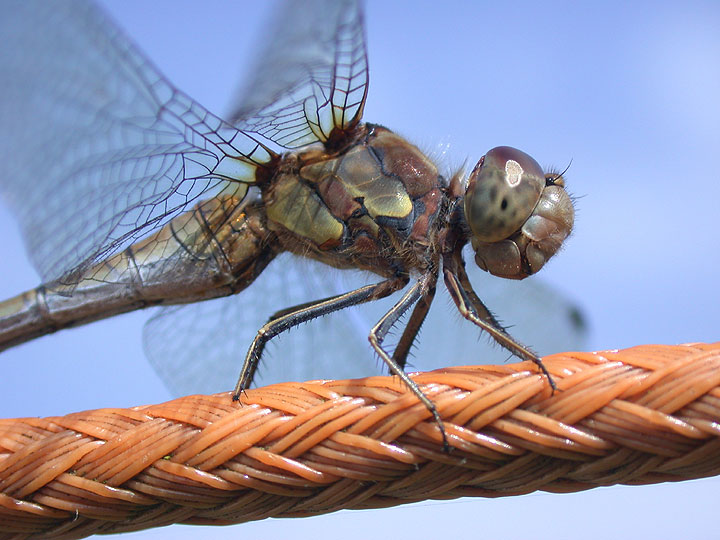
[[443, 253, 556, 391], [233, 276, 408, 398], [368, 273, 450, 452], [391, 275, 437, 370]]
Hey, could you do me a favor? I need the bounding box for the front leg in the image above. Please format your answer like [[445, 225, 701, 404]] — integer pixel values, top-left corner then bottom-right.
[[443, 251, 556, 390]]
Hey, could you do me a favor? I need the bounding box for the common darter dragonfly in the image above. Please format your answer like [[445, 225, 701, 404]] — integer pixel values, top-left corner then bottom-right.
[[0, 0, 580, 429]]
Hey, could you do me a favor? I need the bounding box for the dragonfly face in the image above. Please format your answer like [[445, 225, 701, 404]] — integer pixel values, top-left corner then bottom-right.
[[464, 146, 575, 279], [0, 0, 580, 422]]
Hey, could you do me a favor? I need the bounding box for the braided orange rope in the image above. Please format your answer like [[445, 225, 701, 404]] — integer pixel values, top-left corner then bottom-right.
[[2, 342, 720, 538]]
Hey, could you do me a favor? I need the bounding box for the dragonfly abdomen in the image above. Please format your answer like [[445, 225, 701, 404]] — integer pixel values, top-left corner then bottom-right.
[[0, 197, 276, 352]]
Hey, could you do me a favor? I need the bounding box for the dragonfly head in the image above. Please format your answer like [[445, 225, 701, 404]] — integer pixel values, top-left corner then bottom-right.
[[463, 146, 574, 280]]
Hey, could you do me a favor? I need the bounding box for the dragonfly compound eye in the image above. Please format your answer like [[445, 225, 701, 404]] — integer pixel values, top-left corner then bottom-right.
[[464, 146, 545, 242], [465, 146, 575, 279]]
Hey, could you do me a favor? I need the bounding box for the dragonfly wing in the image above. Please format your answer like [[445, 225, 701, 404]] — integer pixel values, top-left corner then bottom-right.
[[0, 1, 273, 284], [227, 0, 368, 148]]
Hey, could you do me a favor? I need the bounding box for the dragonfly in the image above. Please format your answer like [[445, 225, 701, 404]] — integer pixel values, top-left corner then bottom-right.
[[0, 0, 579, 432]]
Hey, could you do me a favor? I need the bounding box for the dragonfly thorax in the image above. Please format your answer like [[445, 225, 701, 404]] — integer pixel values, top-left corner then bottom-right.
[[262, 124, 448, 278]]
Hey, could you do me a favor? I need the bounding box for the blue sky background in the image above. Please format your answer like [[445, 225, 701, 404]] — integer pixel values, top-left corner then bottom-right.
[[1, 1, 719, 538]]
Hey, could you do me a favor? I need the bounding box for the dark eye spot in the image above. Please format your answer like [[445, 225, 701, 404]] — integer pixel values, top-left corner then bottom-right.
[[501, 197, 508, 211]]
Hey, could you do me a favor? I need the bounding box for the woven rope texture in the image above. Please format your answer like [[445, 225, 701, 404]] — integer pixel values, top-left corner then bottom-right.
[[2, 342, 720, 538]]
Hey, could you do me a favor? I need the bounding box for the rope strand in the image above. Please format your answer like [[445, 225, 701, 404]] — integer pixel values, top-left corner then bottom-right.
[[2, 342, 720, 538]]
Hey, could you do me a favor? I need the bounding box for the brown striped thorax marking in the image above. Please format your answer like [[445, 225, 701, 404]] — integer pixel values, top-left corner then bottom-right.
[[262, 124, 446, 277]]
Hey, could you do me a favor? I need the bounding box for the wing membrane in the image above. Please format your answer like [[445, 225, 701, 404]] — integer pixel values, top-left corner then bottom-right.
[[228, 0, 368, 147], [0, 1, 272, 284]]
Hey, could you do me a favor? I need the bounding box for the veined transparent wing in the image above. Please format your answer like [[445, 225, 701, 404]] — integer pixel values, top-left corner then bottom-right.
[[227, 0, 367, 148], [0, 0, 272, 285], [145, 249, 586, 395]]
